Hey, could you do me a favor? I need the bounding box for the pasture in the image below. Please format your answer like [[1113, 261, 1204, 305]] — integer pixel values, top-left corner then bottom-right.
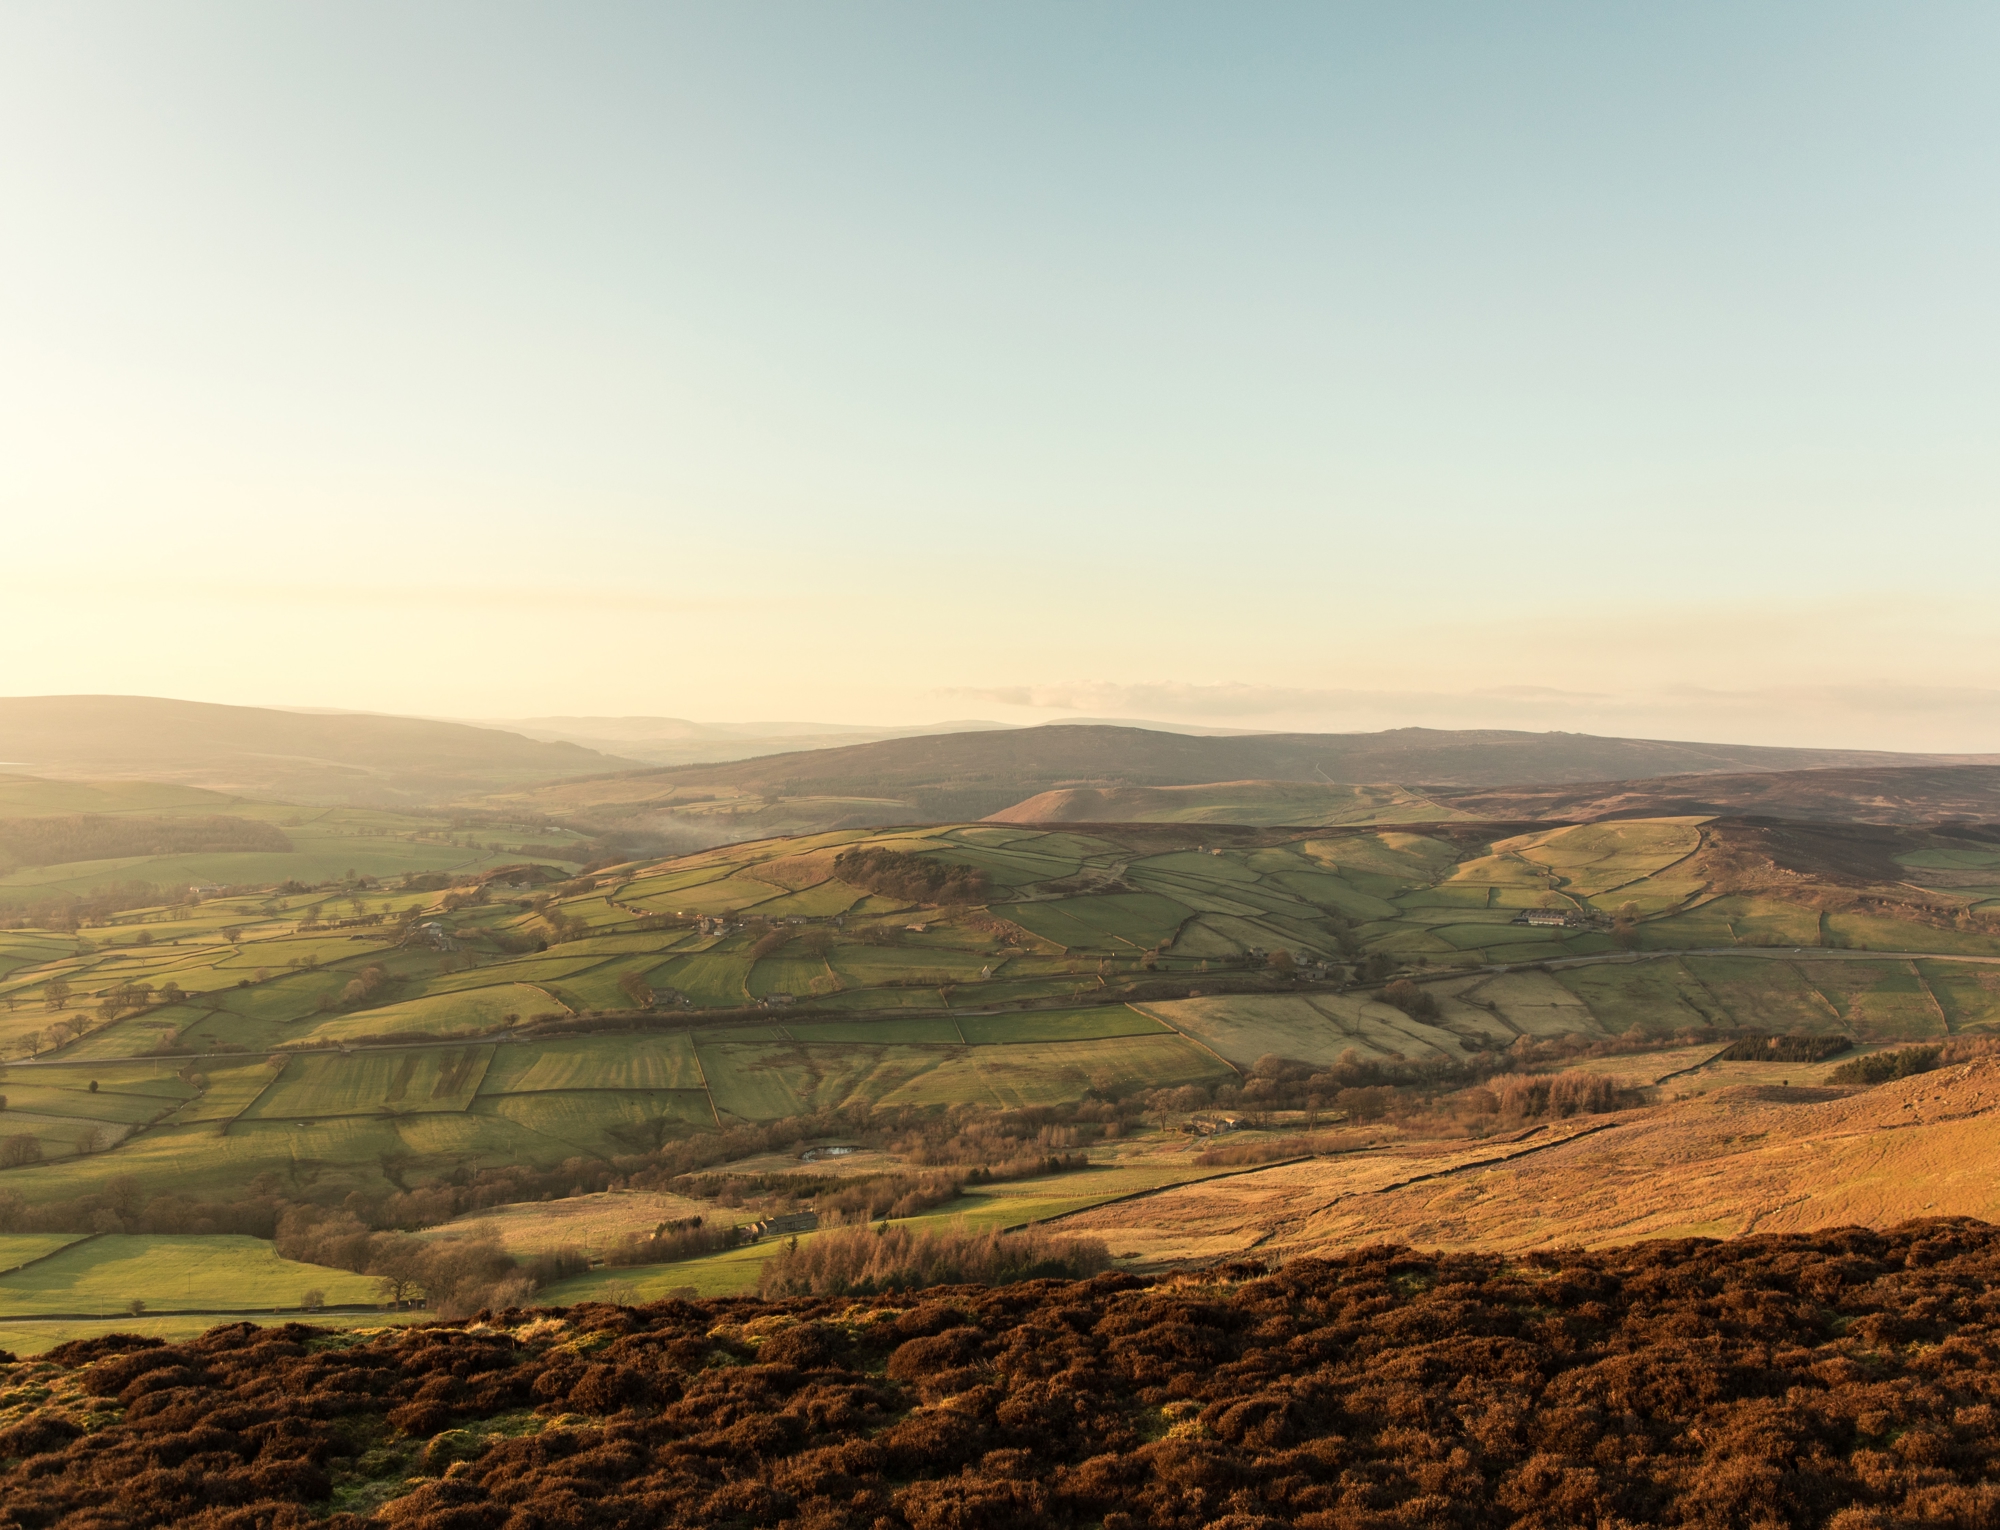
[[0, 1233, 380, 1317], [0, 809, 1996, 1212]]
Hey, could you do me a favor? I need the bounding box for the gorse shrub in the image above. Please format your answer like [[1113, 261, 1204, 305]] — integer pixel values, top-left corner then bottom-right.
[[757, 1222, 1110, 1297]]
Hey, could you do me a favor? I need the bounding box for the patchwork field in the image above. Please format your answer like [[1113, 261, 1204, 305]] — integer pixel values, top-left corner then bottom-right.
[[0, 806, 1995, 1214]]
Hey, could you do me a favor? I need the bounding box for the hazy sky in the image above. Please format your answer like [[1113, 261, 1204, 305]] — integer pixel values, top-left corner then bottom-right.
[[5, 3, 1998, 749]]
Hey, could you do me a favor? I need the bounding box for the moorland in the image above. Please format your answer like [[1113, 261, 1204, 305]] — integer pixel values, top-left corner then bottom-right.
[[3, 1221, 1997, 1529]]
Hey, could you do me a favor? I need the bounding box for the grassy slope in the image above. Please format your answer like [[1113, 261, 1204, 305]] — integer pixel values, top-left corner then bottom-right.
[[0, 814, 1994, 1209], [0, 1233, 381, 1316]]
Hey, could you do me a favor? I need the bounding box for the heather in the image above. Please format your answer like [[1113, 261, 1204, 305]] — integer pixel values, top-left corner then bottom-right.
[[1, 1220, 1996, 1529]]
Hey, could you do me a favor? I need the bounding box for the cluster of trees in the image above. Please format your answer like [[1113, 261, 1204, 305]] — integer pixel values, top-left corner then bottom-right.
[[670, 1157, 1084, 1227], [0, 813, 291, 868], [1828, 1034, 2000, 1087], [8, 1221, 1997, 1529], [1474, 1067, 1621, 1119], [274, 1206, 532, 1315], [832, 846, 989, 905], [323, 964, 396, 1012], [602, 1216, 749, 1268], [1720, 1032, 1855, 1063], [1186, 1026, 1737, 1125], [1377, 977, 1440, 1021], [757, 1221, 1110, 1296], [0, 880, 177, 932]]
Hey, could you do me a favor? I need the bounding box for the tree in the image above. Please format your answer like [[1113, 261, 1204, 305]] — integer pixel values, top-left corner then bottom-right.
[[1379, 978, 1440, 1022], [1, 1134, 44, 1168], [301, 1288, 326, 1312], [1612, 899, 1642, 950], [369, 1240, 429, 1308], [44, 977, 71, 1011], [78, 1125, 106, 1155], [126, 1298, 147, 1317]]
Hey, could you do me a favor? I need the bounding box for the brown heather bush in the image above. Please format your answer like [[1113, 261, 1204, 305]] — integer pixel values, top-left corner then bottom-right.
[[2, 1220, 1997, 1529]]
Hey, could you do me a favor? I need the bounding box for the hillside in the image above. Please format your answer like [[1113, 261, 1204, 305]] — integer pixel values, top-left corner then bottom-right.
[[3, 810, 1997, 1222], [1066, 1058, 2000, 1263], [472, 716, 1016, 768], [0, 773, 593, 913], [495, 723, 1988, 849], [0, 697, 636, 806], [613, 723, 1954, 801], [1435, 761, 2000, 824], [4, 1222, 1997, 1528]]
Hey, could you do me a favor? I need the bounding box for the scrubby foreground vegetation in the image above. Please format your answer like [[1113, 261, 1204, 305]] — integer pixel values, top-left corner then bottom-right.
[[0, 1221, 1994, 1529]]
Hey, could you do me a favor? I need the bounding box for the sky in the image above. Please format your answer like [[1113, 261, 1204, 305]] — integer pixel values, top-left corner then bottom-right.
[[4, 3, 1998, 750]]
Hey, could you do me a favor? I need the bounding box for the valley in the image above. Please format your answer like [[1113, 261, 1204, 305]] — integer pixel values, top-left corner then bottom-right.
[[0, 713, 1995, 1355]]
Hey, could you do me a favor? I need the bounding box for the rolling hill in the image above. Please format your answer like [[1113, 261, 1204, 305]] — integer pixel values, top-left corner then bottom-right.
[[0, 697, 637, 806], [496, 723, 1999, 849], [1432, 761, 2000, 824], [615, 723, 1962, 803], [470, 715, 1016, 767]]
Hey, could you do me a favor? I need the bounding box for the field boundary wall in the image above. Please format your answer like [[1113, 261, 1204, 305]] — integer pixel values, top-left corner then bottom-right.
[[0, 1233, 97, 1279]]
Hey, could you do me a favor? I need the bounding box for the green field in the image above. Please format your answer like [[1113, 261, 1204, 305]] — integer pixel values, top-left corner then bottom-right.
[[0, 806, 1994, 1210], [0, 1233, 381, 1317], [241, 1046, 494, 1121]]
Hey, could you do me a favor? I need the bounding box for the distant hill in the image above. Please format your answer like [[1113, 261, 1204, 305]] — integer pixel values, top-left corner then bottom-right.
[[986, 780, 1460, 826], [0, 696, 636, 805], [1434, 762, 2000, 825], [468, 715, 1015, 767], [639, 723, 1977, 808], [496, 722, 1996, 848]]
